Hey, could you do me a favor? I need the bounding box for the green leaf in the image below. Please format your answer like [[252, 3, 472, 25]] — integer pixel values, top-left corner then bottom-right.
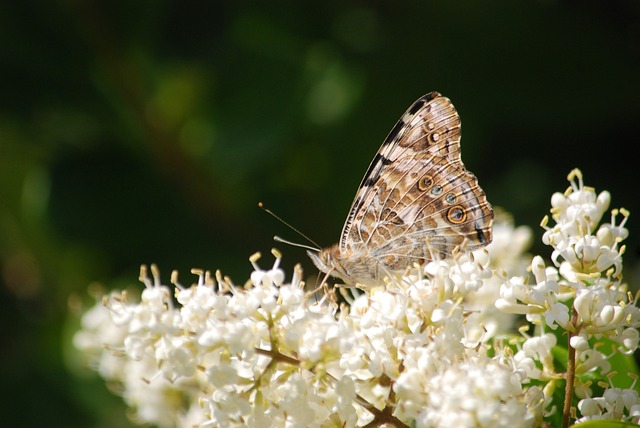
[[571, 420, 639, 428]]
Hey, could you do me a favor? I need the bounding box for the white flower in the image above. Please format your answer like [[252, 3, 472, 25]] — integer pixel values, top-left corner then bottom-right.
[[542, 170, 626, 278], [397, 356, 534, 428], [496, 256, 570, 331], [72, 169, 639, 427], [250, 251, 285, 287], [545, 169, 610, 234], [72, 298, 129, 378], [522, 333, 556, 373], [597, 208, 630, 246], [486, 212, 533, 276], [575, 348, 611, 374], [496, 276, 534, 315], [577, 387, 640, 422]]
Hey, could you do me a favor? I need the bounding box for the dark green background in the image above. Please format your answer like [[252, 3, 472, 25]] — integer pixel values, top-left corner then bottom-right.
[[1, 1, 639, 426]]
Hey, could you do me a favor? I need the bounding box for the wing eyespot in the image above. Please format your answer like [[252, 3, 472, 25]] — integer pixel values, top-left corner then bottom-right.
[[447, 205, 467, 224], [445, 193, 457, 204], [417, 175, 434, 191]]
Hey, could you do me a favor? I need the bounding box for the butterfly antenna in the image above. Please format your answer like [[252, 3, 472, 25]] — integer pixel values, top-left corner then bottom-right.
[[258, 202, 321, 251]]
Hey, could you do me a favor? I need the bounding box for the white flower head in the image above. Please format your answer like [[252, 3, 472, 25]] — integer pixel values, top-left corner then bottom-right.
[[396, 355, 536, 428], [72, 169, 639, 427]]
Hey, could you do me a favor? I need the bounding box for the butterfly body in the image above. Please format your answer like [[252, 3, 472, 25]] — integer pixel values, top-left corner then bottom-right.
[[309, 92, 493, 287]]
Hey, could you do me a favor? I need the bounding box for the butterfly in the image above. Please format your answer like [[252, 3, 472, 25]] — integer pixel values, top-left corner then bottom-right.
[[308, 92, 494, 287]]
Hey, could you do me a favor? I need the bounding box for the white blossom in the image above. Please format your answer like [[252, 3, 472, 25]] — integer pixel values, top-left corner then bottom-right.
[[73, 169, 639, 427]]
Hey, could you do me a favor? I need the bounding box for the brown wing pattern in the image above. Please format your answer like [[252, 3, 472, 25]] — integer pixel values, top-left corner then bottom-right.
[[340, 92, 493, 269]]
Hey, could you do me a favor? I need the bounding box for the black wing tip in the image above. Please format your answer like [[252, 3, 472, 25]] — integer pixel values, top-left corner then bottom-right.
[[421, 92, 441, 102], [407, 92, 442, 115]]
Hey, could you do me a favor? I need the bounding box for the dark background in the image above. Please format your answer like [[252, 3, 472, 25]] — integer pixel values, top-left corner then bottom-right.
[[1, 1, 639, 426]]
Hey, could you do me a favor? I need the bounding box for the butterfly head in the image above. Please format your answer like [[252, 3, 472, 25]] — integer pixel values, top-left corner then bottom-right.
[[307, 245, 356, 286]]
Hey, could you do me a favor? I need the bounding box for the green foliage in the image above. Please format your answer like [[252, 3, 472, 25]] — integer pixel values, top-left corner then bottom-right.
[[572, 421, 640, 428]]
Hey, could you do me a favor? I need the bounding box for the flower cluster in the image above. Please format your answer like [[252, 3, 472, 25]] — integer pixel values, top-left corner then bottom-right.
[[73, 169, 639, 427], [495, 169, 640, 424]]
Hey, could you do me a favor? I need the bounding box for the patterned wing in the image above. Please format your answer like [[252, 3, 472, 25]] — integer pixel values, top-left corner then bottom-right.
[[340, 92, 493, 268]]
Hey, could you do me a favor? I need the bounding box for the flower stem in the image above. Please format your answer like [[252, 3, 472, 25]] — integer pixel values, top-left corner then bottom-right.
[[562, 308, 579, 428]]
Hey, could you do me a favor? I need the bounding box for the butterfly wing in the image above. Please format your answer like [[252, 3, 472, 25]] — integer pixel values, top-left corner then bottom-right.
[[340, 92, 493, 269]]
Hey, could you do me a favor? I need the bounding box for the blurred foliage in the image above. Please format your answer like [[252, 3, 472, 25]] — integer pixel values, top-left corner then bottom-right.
[[1, 0, 639, 426]]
